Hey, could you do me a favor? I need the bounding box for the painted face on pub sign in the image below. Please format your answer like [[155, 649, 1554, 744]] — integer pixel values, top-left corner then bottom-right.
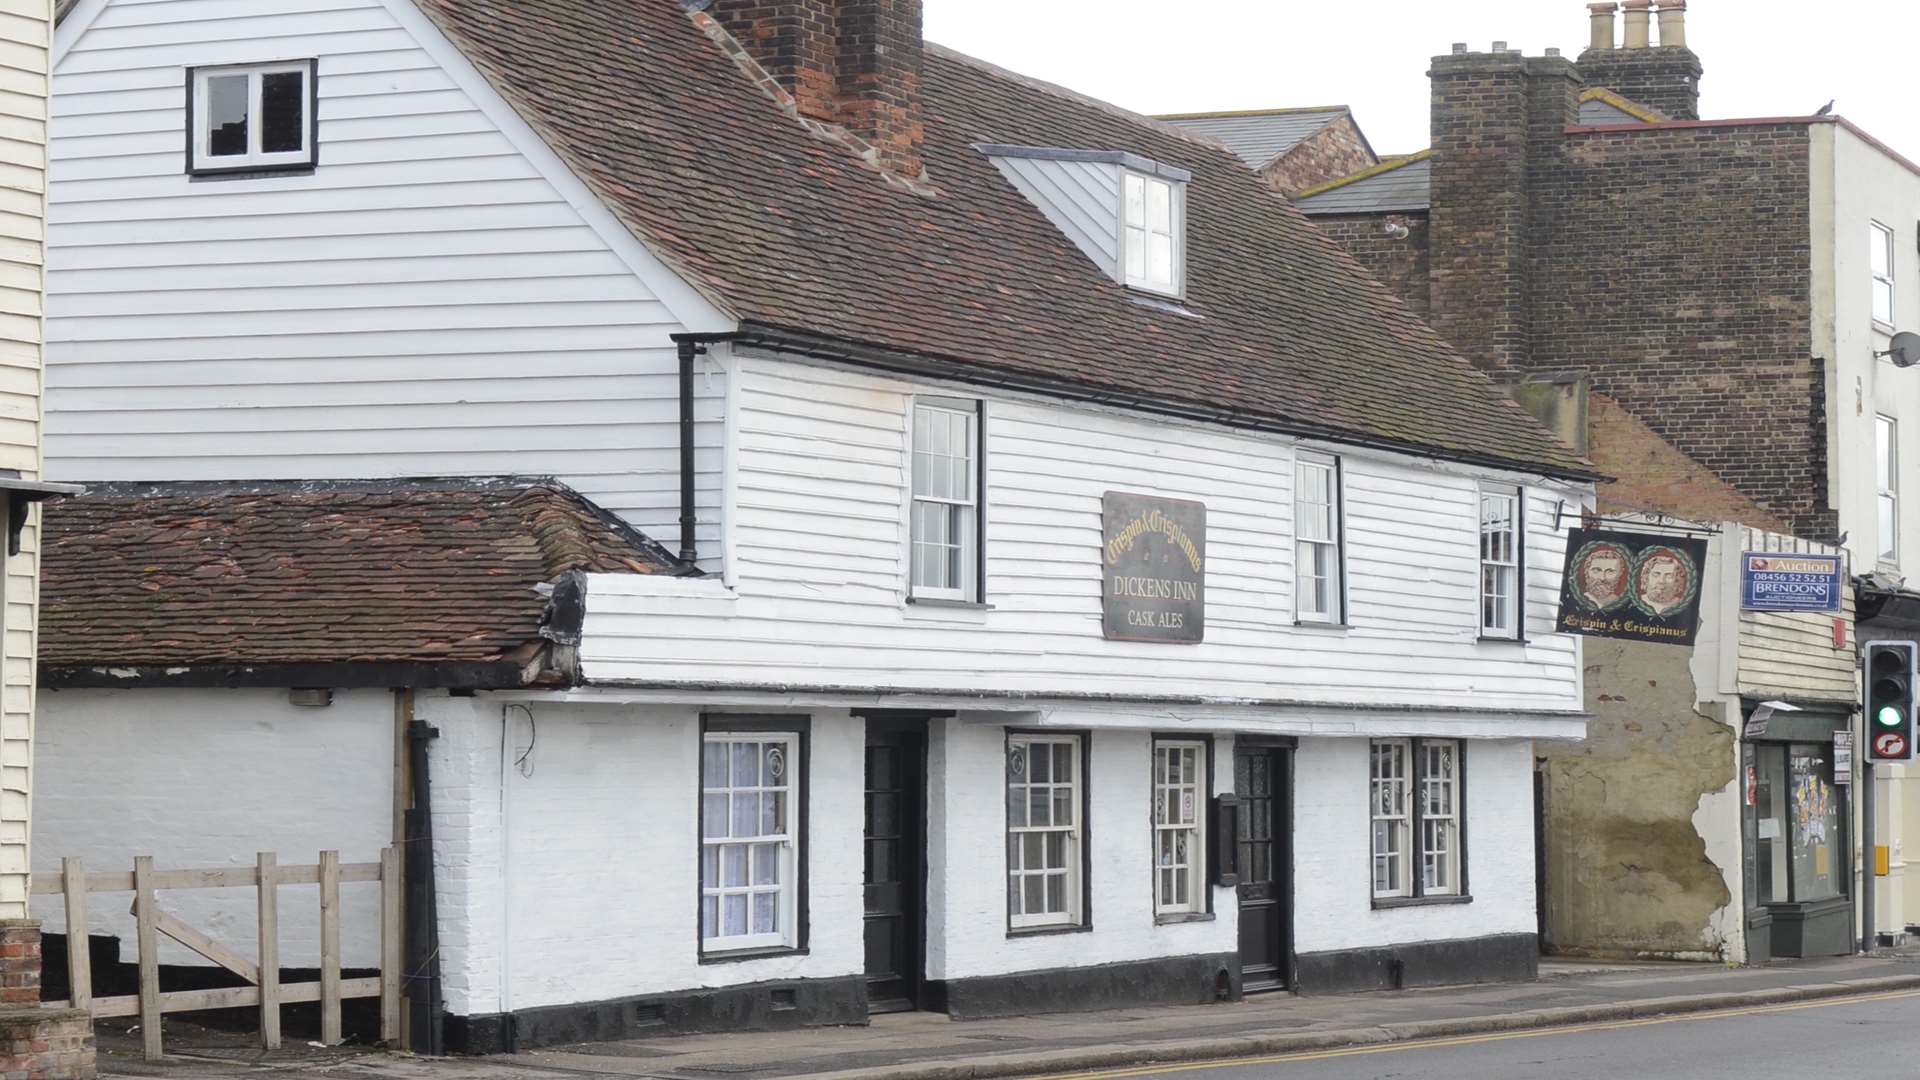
[[1633, 548, 1697, 617], [1571, 543, 1631, 611]]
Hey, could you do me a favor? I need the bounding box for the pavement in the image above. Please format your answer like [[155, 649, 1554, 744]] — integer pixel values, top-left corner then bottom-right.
[[94, 953, 1920, 1078]]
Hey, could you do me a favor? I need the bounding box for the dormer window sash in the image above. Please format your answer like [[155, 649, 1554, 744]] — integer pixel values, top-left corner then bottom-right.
[[1123, 170, 1182, 296]]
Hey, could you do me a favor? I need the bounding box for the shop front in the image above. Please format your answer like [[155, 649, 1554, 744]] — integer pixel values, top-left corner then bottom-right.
[[1741, 702, 1854, 960]]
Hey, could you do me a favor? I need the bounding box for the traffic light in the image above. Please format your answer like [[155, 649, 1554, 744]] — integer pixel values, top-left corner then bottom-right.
[[1865, 641, 1918, 763]]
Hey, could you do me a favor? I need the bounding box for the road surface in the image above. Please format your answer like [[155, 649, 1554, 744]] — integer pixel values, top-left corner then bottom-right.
[[1041, 989, 1920, 1079]]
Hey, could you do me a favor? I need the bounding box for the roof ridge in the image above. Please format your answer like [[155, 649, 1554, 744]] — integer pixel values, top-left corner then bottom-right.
[[1294, 149, 1432, 200], [924, 42, 1235, 157], [1152, 105, 1350, 120]]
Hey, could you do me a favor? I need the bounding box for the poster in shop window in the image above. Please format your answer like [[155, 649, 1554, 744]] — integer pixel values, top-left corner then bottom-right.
[[1556, 528, 1708, 646]]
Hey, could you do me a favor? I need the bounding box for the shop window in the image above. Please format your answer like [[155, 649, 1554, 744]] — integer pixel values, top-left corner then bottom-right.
[[700, 728, 802, 954], [1152, 739, 1207, 916], [1371, 738, 1466, 903]]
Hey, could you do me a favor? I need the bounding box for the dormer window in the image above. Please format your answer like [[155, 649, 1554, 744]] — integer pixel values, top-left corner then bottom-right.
[[1123, 171, 1181, 295], [977, 145, 1191, 298]]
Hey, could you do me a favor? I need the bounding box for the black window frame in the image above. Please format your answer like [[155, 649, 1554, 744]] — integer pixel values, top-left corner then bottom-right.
[[1369, 737, 1472, 909], [696, 713, 811, 963], [185, 58, 320, 179], [1149, 733, 1216, 923], [1003, 727, 1093, 936]]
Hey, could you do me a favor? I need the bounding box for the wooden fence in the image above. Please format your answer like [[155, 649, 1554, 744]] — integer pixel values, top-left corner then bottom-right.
[[30, 849, 401, 1062]]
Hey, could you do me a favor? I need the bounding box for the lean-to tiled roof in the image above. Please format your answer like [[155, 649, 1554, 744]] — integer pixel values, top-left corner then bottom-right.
[[40, 478, 674, 685], [407, 1, 1590, 478], [1296, 153, 1433, 215], [1155, 106, 1354, 170]]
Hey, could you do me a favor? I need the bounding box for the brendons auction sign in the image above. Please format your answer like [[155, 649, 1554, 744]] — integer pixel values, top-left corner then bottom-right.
[[1102, 492, 1205, 643], [1557, 527, 1708, 646]]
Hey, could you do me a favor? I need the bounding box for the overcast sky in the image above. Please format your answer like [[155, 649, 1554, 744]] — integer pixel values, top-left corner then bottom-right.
[[923, 1, 1920, 159]]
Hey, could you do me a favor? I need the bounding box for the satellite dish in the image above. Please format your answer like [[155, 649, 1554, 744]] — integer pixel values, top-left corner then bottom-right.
[[1891, 331, 1920, 368]]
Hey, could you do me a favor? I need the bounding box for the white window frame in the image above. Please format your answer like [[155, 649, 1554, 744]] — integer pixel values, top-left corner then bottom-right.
[[1007, 733, 1084, 930], [1478, 485, 1522, 639], [1121, 170, 1184, 296], [1872, 220, 1896, 327], [700, 731, 801, 953], [1294, 452, 1344, 624], [1371, 738, 1464, 902], [908, 397, 981, 602], [1879, 414, 1899, 566], [190, 60, 316, 174], [1152, 739, 1207, 916]]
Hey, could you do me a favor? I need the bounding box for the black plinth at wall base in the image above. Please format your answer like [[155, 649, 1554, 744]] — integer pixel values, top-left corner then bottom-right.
[[1745, 908, 1774, 964], [442, 974, 868, 1054], [1293, 932, 1538, 994], [924, 952, 1241, 1020], [1767, 897, 1852, 958]]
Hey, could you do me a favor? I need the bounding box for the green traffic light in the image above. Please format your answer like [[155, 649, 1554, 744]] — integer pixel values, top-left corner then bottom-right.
[[1880, 704, 1907, 728]]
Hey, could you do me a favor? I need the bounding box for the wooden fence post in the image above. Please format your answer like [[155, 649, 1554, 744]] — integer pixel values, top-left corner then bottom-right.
[[61, 857, 89, 1014], [257, 852, 280, 1050], [379, 846, 400, 1045], [133, 856, 162, 1062], [319, 851, 340, 1046]]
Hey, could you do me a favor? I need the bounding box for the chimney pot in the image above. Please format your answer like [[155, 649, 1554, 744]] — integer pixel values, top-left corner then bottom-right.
[[1545, 47, 1562, 57], [1621, 0, 1653, 48], [1655, 0, 1687, 48], [1452, 42, 1468, 54], [1588, 2, 1618, 51], [1492, 40, 1507, 52]]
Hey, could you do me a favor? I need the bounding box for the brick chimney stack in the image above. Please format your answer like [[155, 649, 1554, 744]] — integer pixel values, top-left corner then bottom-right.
[[1426, 45, 1581, 376], [710, 0, 926, 178], [1575, 0, 1701, 120]]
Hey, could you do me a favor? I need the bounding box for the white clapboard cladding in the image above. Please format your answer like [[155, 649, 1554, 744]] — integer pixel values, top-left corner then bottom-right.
[[46, 0, 729, 559], [0, 0, 49, 917], [583, 356, 1586, 729]]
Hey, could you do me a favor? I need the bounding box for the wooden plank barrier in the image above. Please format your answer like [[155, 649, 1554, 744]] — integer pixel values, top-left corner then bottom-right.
[[30, 850, 400, 1063]]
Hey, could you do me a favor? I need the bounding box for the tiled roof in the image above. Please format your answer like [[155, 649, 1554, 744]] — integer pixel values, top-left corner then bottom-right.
[[408, 1, 1590, 478], [1155, 107, 1354, 170], [1295, 153, 1432, 214], [40, 478, 675, 684]]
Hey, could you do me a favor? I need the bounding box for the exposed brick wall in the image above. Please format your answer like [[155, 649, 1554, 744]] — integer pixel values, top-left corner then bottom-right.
[[1527, 124, 1826, 538], [710, 0, 838, 121], [1587, 394, 1788, 529], [0, 922, 94, 1078], [1575, 46, 1702, 121], [1308, 213, 1431, 317], [1262, 116, 1375, 197]]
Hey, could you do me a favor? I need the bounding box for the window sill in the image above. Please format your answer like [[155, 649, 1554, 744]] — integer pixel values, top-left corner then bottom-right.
[[1476, 635, 1528, 645], [1371, 894, 1473, 910], [1874, 319, 1897, 336], [1153, 911, 1216, 926], [1006, 922, 1091, 939], [906, 596, 993, 610], [1294, 620, 1351, 631], [189, 165, 317, 182], [698, 944, 808, 965]]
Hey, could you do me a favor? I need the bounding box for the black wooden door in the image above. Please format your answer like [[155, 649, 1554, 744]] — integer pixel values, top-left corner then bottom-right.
[[1235, 745, 1290, 992], [863, 725, 924, 1012]]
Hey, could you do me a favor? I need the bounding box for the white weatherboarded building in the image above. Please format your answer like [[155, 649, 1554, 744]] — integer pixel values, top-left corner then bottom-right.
[[39, 0, 1597, 1052]]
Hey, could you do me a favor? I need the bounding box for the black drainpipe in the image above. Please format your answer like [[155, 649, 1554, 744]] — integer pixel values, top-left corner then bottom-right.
[[404, 719, 445, 1055], [677, 338, 705, 565]]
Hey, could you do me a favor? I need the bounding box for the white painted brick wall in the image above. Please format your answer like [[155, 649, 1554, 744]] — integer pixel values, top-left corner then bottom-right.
[[421, 692, 507, 1018], [1291, 737, 1537, 954], [31, 688, 394, 968], [926, 720, 1238, 982]]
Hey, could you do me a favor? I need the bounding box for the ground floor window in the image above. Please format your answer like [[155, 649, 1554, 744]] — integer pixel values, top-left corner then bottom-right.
[[1007, 732, 1085, 929], [1371, 738, 1465, 902], [1152, 739, 1207, 916], [1754, 742, 1844, 905], [701, 728, 802, 953]]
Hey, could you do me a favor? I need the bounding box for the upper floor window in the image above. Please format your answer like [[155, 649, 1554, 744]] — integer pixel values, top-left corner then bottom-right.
[[1295, 453, 1343, 624], [1478, 485, 1522, 639], [190, 61, 316, 175], [1872, 221, 1896, 326], [1123, 171, 1183, 295], [909, 398, 982, 602], [1879, 414, 1899, 565]]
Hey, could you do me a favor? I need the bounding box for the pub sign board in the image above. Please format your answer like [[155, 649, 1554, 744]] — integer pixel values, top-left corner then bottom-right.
[[1102, 492, 1205, 643], [1557, 527, 1709, 646], [1739, 551, 1843, 613]]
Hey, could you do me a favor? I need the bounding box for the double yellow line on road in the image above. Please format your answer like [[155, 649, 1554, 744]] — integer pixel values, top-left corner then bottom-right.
[[1041, 988, 1920, 1079]]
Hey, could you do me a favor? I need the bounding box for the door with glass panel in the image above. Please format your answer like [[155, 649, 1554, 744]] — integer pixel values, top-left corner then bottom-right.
[[863, 723, 925, 1012], [1234, 744, 1291, 991]]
